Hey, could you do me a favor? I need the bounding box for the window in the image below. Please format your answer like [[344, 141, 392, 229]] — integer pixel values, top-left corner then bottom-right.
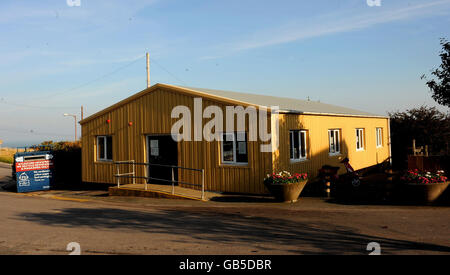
[[376, 128, 383, 148], [290, 130, 307, 161], [221, 132, 248, 164], [97, 136, 113, 161], [356, 128, 364, 151], [328, 129, 341, 155]]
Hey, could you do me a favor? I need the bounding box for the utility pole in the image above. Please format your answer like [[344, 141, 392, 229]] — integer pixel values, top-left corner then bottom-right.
[[146, 52, 150, 88], [81, 105, 84, 121]]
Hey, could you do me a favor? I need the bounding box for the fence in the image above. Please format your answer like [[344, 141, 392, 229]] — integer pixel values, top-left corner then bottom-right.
[[114, 160, 205, 200]]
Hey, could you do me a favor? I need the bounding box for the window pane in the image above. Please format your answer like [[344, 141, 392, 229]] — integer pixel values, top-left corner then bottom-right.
[[222, 141, 234, 162], [236, 142, 248, 162], [329, 131, 335, 153], [224, 133, 234, 142], [222, 133, 234, 162], [290, 132, 294, 159], [356, 130, 360, 149], [98, 137, 105, 160], [236, 132, 246, 142], [360, 130, 363, 148], [293, 131, 300, 159], [376, 129, 379, 146], [358, 129, 364, 149], [336, 131, 340, 152], [236, 133, 248, 163], [377, 128, 382, 146], [300, 131, 306, 158], [106, 136, 113, 160]]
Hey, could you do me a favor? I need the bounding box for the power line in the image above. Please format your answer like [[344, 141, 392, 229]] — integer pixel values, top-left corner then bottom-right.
[[1, 54, 188, 111], [150, 57, 188, 86], [32, 54, 146, 101], [0, 99, 79, 110]]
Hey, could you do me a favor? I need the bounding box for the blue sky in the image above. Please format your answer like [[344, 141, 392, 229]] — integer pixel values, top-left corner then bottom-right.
[[0, 0, 449, 147]]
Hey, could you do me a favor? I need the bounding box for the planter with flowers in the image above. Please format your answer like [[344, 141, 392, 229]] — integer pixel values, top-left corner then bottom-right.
[[264, 171, 308, 203], [401, 169, 449, 203]]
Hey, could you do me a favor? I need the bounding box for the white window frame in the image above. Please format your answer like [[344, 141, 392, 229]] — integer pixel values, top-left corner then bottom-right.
[[356, 128, 365, 151], [376, 128, 383, 148], [97, 135, 112, 161], [220, 132, 248, 165], [290, 130, 308, 162], [328, 129, 341, 155]]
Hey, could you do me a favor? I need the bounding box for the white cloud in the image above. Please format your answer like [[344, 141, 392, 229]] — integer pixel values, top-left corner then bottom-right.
[[232, 0, 450, 51]]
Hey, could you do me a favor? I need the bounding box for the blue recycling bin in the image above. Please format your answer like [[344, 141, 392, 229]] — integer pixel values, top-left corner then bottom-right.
[[14, 150, 54, 193]]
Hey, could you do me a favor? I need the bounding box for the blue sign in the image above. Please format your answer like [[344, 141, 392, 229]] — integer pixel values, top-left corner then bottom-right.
[[15, 151, 54, 193]]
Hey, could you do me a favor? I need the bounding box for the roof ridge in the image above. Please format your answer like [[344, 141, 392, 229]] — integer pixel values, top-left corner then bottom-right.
[[173, 84, 384, 118]]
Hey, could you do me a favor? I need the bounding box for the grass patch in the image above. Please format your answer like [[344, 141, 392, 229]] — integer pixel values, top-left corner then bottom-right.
[[0, 148, 17, 164], [0, 155, 13, 164]]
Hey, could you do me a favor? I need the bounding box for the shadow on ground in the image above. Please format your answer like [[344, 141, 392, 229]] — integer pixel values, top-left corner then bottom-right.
[[324, 187, 450, 207], [0, 177, 110, 193], [210, 195, 276, 203], [17, 207, 450, 254]]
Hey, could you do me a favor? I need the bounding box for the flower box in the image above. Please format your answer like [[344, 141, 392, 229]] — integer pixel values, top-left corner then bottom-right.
[[264, 171, 308, 203], [401, 169, 449, 203]]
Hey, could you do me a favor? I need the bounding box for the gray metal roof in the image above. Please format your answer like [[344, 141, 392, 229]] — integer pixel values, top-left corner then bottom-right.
[[178, 85, 385, 118]]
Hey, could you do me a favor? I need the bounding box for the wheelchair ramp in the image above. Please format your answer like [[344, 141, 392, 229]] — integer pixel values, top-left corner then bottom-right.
[[109, 183, 221, 201]]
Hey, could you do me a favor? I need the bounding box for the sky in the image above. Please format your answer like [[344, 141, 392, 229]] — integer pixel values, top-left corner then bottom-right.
[[0, 0, 449, 147]]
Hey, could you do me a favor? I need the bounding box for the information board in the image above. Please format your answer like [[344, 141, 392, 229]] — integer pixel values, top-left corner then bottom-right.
[[15, 154, 54, 193]]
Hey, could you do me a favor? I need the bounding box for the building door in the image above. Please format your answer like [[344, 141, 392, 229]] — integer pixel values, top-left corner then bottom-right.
[[146, 135, 178, 185]]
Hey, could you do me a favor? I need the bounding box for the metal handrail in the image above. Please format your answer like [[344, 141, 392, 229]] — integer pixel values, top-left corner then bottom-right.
[[113, 161, 205, 200], [116, 161, 203, 171], [114, 160, 136, 187]]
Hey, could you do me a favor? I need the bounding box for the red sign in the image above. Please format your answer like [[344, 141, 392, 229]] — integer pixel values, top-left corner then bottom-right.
[[16, 160, 54, 172]]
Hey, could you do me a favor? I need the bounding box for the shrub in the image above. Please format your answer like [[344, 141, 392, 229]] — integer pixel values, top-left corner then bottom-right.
[[0, 155, 13, 164], [32, 141, 82, 186], [389, 106, 450, 169]]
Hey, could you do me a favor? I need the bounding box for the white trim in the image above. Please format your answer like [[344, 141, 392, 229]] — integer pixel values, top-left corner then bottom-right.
[[356, 128, 365, 151], [328, 129, 341, 155], [220, 132, 248, 165], [289, 130, 308, 161], [97, 135, 112, 162], [376, 127, 383, 148]]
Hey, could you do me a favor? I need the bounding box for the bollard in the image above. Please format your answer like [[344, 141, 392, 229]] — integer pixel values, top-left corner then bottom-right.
[[325, 181, 331, 198], [172, 167, 175, 195]]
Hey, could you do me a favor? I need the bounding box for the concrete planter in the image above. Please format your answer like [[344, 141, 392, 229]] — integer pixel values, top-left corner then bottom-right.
[[264, 180, 308, 203], [403, 181, 449, 203]]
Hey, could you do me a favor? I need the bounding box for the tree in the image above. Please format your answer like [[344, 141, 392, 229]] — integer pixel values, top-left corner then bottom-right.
[[422, 38, 450, 107], [389, 106, 450, 169]]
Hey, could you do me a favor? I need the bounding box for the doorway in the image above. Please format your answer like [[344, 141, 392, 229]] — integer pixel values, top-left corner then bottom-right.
[[146, 135, 178, 185]]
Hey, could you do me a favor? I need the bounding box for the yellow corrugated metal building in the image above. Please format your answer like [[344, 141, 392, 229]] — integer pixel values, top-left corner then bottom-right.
[[79, 83, 391, 194]]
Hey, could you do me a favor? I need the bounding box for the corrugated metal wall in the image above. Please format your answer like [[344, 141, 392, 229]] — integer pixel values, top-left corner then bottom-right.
[[81, 87, 273, 194], [81, 87, 390, 194], [273, 113, 390, 178]]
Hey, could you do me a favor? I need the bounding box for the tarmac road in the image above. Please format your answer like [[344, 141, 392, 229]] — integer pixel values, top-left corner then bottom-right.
[[0, 163, 449, 255]]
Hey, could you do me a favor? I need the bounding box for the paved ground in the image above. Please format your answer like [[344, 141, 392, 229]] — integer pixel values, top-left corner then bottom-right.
[[0, 163, 449, 255]]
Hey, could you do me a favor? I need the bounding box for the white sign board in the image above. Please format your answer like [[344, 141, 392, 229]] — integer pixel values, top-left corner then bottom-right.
[[150, 140, 159, 156]]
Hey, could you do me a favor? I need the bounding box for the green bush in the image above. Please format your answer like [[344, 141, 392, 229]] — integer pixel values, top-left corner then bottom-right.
[[0, 155, 13, 164], [32, 141, 82, 186]]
